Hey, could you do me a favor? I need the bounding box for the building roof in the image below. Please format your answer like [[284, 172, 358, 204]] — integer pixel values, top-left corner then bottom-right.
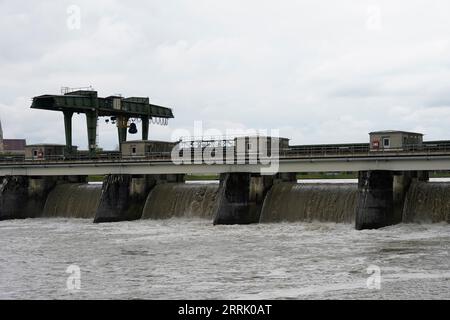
[[369, 130, 423, 136], [3, 139, 26, 151]]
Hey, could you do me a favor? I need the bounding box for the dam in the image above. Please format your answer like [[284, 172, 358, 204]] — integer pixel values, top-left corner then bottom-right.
[[1, 177, 447, 226], [0, 89, 449, 229]]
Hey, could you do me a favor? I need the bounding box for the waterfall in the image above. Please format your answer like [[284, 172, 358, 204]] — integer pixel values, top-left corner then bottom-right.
[[142, 183, 219, 220], [260, 182, 358, 223], [403, 181, 450, 223], [41, 183, 102, 218]]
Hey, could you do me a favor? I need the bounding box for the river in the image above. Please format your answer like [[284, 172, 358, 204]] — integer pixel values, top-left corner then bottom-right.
[[0, 218, 448, 299]]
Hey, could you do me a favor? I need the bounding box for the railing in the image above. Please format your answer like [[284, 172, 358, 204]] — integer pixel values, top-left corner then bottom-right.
[[61, 86, 94, 94], [2, 142, 450, 165]]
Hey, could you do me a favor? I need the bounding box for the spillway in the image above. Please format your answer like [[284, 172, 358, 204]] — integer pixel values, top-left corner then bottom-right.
[[142, 183, 219, 220], [41, 183, 102, 219], [403, 181, 450, 223], [260, 182, 358, 223], [30, 179, 450, 224]]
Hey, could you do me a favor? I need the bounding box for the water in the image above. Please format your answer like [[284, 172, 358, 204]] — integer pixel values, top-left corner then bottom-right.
[[0, 219, 448, 299], [403, 182, 450, 223], [142, 183, 219, 220], [0, 179, 448, 299], [260, 183, 357, 223], [41, 184, 102, 219]]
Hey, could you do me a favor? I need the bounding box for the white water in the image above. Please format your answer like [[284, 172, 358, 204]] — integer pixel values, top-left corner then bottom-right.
[[0, 219, 448, 299], [0, 179, 448, 299]]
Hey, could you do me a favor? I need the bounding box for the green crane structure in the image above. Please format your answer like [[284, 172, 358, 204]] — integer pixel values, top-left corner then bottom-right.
[[31, 88, 174, 154]]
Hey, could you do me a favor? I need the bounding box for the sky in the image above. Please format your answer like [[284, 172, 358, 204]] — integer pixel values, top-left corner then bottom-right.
[[1, 0, 450, 150]]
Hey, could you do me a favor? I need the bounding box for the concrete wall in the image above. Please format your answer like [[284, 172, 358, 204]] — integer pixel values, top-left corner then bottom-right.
[[213, 172, 296, 225], [94, 173, 185, 222], [355, 170, 394, 230], [0, 170, 432, 230], [0, 176, 59, 220]]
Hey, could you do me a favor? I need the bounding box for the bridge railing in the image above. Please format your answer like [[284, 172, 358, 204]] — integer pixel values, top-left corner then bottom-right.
[[2, 142, 450, 164]]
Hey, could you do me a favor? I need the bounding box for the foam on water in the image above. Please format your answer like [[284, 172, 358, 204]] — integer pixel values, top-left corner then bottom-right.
[[0, 219, 447, 299]]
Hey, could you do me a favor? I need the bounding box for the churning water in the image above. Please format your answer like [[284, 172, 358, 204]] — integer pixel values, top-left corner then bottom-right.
[[41, 184, 102, 219], [0, 180, 448, 299], [0, 219, 448, 299], [403, 182, 450, 223], [142, 183, 219, 220], [260, 183, 357, 223]]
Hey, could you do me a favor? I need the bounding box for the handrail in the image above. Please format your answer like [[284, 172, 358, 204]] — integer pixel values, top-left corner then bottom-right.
[[2, 142, 450, 164]]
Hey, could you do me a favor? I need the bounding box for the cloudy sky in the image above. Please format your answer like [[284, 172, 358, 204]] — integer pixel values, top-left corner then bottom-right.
[[1, 0, 450, 149]]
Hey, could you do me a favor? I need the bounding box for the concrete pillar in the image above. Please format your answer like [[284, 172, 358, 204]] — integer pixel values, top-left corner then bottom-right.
[[355, 170, 394, 230], [94, 174, 186, 223], [142, 116, 149, 141], [117, 116, 129, 151], [117, 127, 127, 149], [0, 176, 29, 220], [86, 111, 98, 155], [213, 173, 274, 225], [0, 176, 58, 220], [95, 175, 147, 223], [393, 172, 412, 225], [63, 111, 73, 154]]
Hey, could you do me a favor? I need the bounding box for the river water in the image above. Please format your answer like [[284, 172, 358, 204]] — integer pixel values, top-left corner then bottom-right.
[[0, 218, 448, 299]]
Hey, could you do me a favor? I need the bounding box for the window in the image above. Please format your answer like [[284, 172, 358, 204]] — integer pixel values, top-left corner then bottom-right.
[[383, 137, 390, 148], [131, 146, 137, 155], [33, 150, 38, 157]]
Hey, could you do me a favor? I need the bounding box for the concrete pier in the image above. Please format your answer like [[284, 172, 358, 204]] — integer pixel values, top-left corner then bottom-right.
[[0, 176, 58, 220], [94, 175, 151, 223], [355, 170, 394, 230], [393, 172, 413, 225], [94, 174, 185, 223], [392, 170, 430, 225], [213, 173, 274, 224]]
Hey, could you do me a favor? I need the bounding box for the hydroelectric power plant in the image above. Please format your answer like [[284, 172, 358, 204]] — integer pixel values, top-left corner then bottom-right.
[[0, 88, 449, 230]]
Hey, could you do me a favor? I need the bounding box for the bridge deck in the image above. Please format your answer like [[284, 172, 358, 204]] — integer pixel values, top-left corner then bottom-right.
[[1, 149, 450, 176]]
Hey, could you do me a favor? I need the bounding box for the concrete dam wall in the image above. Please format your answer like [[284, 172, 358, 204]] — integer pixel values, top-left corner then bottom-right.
[[0, 173, 448, 228]]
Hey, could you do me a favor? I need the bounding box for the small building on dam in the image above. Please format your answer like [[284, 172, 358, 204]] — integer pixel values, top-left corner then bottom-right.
[[369, 130, 423, 151], [24, 144, 77, 160], [121, 140, 179, 158]]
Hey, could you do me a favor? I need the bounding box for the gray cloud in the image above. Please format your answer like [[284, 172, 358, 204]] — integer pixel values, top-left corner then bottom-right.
[[1, 0, 450, 149]]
